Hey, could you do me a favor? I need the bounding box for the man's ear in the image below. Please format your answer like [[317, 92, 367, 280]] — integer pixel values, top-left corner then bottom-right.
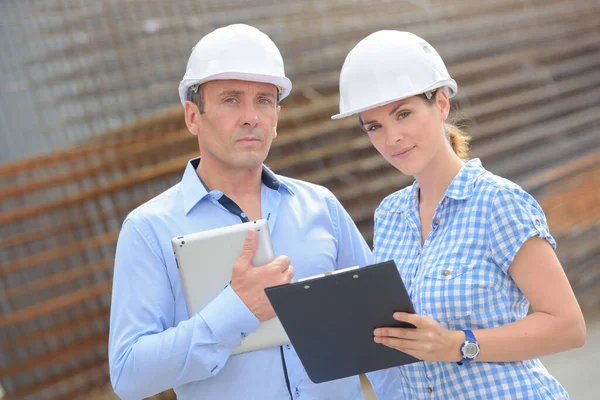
[[184, 101, 201, 136], [436, 90, 450, 121], [273, 104, 281, 138]]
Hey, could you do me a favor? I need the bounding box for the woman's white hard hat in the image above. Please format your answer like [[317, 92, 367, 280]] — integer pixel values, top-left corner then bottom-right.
[[178, 24, 292, 106], [332, 31, 457, 120]]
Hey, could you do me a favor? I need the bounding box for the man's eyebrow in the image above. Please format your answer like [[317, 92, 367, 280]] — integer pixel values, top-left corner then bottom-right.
[[257, 91, 276, 99], [218, 90, 245, 96]]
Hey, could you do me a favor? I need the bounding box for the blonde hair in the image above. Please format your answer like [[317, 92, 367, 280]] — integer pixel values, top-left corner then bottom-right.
[[445, 122, 470, 161]]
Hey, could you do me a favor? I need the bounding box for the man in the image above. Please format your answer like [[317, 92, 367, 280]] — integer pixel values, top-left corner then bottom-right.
[[108, 24, 377, 399]]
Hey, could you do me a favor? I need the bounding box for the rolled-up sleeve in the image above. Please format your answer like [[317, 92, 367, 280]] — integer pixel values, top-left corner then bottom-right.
[[109, 218, 259, 399], [487, 186, 556, 273]]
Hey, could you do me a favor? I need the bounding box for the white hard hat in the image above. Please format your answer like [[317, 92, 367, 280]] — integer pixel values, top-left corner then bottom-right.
[[332, 31, 457, 119], [178, 24, 292, 107]]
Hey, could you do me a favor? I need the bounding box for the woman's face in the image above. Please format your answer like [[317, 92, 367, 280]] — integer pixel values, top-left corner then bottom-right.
[[359, 91, 450, 177]]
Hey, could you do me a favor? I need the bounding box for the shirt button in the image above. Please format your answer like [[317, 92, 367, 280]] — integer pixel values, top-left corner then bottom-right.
[[535, 219, 541, 226], [427, 387, 433, 394], [417, 250, 421, 255], [433, 219, 440, 226], [443, 269, 450, 276], [409, 279, 412, 286], [240, 212, 247, 218]]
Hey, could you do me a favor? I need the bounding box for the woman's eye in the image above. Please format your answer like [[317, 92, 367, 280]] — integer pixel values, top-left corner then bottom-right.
[[366, 124, 381, 132], [397, 111, 410, 120]]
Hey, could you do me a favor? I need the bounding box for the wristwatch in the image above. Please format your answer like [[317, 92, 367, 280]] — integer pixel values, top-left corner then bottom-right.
[[457, 330, 480, 365]]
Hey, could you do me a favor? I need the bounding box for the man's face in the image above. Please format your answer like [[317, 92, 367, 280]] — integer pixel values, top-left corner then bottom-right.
[[185, 79, 280, 171]]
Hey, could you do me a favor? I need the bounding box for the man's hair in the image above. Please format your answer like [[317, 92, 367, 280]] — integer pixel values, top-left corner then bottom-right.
[[186, 83, 281, 114], [187, 85, 205, 114]]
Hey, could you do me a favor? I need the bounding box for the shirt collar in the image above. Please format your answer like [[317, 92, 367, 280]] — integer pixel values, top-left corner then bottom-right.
[[443, 158, 486, 200], [181, 157, 294, 215], [397, 158, 486, 214]]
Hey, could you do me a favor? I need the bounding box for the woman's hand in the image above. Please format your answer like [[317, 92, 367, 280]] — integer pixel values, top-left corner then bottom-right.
[[373, 312, 464, 362]]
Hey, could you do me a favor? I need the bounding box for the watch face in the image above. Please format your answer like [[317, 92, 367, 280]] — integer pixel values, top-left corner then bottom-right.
[[463, 343, 479, 358]]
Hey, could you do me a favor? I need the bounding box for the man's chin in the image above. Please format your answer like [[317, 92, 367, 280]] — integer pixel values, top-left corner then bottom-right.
[[231, 151, 269, 168]]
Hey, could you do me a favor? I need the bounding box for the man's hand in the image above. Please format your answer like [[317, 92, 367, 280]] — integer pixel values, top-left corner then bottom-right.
[[231, 230, 294, 321]]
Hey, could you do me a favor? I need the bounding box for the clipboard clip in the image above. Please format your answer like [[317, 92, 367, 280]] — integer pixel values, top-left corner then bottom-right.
[[297, 266, 360, 283]]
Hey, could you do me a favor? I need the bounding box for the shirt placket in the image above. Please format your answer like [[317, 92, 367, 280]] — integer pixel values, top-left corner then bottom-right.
[[414, 197, 449, 397]]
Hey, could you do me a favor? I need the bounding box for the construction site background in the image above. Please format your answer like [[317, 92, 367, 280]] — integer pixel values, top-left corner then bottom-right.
[[1, 1, 598, 399]]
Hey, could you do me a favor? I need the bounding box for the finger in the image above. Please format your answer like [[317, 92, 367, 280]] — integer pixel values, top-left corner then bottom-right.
[[375, 338, 423, 360], [270, 255, 291, 273], [276, 265, 294, 285], [393, 312, 422, 327], [237, 230, 258, 266], [374, 337, 422, 352], [374, 327, 420, 340], [286, 265, 294, 279]]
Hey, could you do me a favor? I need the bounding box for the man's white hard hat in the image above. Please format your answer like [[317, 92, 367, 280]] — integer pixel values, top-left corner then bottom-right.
[[332, 31, 457, 119], [178, 24, 292, 106]]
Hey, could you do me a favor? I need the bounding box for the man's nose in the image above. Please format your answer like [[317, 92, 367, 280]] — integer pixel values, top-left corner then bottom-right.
[[241, 103, 259, 128]]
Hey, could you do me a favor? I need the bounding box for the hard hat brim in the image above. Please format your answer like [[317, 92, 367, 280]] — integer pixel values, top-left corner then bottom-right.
[[179, 72, 292, 106], [331, 84, 457, 120]]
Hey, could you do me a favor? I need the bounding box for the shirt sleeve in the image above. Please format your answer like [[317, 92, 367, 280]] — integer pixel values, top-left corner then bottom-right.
[[326, 192, 375, 270], [487, 186, 556, 274], [108, 218, 260, 399]]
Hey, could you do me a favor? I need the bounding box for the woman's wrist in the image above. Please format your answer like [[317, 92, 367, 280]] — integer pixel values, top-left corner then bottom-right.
[[447, 330, 465, 362]]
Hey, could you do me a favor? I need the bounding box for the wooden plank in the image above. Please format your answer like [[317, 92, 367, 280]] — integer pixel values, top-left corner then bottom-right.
[[0, 258, 112, 301], [0, 281, 111, 327], [0, 308, 109, 351], [0, 333, 107, 377], [521, 150, 600, 193], [5, 359, 109, 399], [1, 232, 117, 276]]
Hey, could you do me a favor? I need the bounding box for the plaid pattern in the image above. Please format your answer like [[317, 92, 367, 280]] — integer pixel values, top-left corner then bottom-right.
[[373, 159, 568, 399]]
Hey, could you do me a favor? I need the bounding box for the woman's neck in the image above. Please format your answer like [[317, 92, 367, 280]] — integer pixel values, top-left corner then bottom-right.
[[416, 147, 465, 207]]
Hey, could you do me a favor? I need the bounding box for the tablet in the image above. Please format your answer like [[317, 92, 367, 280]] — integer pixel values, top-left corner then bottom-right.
[[172, 219, 290, 355], [265, 260, 419, 383]]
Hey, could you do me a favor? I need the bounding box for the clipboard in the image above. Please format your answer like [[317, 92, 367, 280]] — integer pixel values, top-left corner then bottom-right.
[[264, 260, 419, 383]]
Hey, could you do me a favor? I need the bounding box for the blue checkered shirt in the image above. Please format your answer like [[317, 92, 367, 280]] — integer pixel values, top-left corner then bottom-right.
[[372, 159, 569, 399]]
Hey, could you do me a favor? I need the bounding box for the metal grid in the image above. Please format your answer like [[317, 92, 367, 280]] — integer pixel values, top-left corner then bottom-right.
[[1, 0, 599, 398]]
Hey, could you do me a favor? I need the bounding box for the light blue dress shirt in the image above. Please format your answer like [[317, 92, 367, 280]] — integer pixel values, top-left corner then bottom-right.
[[108, 158, 382, 399]]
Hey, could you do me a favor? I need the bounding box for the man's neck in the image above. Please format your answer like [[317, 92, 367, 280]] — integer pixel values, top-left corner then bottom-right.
[[196, 157, 263, 200]]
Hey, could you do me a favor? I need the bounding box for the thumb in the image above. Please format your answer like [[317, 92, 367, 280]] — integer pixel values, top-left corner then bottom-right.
[[237, 229, 258, 266]]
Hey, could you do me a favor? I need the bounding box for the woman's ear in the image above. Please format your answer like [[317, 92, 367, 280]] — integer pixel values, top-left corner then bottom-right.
[[436, 89, 451, 121]]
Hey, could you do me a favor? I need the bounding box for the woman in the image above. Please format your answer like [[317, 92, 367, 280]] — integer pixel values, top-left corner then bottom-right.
[[332, 31, 586, 399]]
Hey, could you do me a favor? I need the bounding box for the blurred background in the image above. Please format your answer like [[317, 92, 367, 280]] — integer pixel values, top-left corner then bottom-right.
[[0, 0, 598, 399]]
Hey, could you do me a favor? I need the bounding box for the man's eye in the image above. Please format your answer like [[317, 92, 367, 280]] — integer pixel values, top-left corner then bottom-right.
[[224, 98, 238, 104]]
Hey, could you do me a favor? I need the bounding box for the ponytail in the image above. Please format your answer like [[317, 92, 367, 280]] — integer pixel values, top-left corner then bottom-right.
[[445, 122, 470, 161]]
